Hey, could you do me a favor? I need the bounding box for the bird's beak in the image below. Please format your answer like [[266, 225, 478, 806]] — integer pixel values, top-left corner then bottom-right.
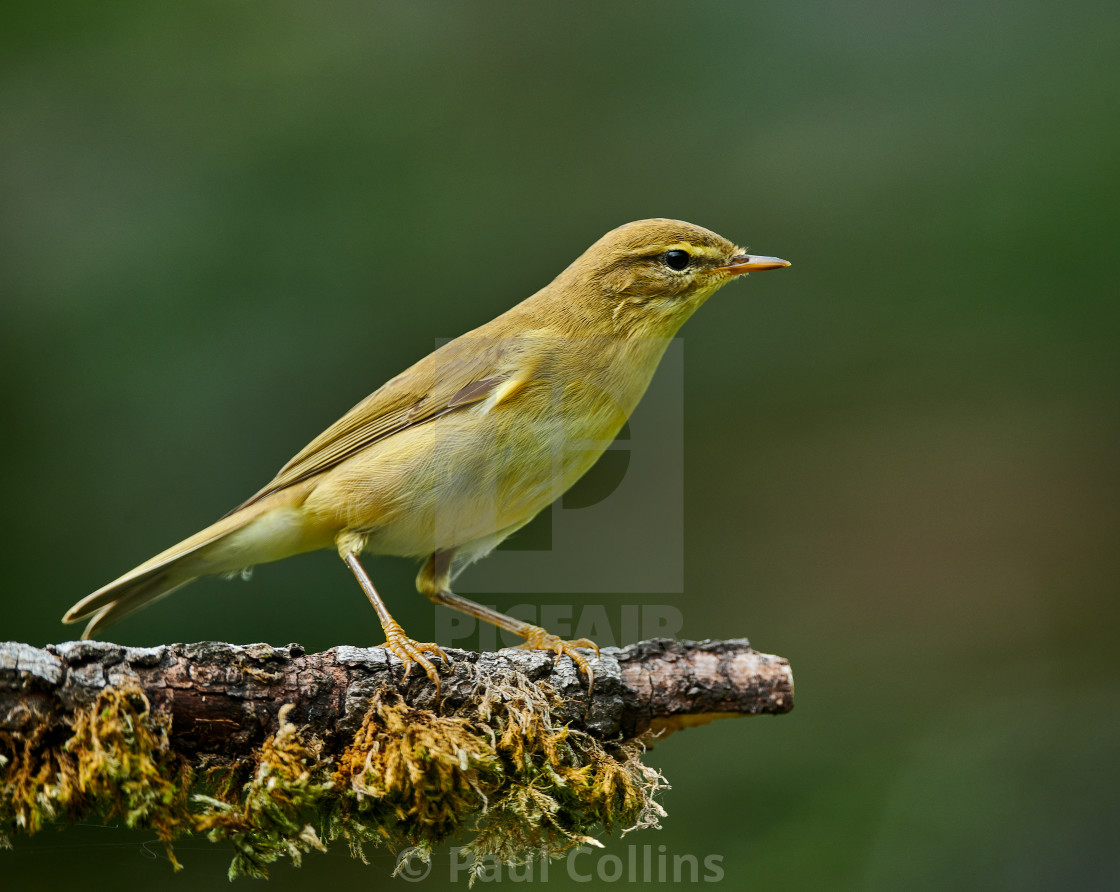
[[716, 253, 791, 275]]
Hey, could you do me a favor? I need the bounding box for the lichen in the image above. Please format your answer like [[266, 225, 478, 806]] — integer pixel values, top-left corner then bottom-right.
[[1, 666, 667, 880]]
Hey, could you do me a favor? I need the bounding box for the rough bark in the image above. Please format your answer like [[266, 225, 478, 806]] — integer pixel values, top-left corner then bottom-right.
[[0, 637, 792, 754]]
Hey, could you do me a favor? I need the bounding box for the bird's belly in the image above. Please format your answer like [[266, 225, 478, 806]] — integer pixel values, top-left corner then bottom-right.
[[303, 399, 621, 557]]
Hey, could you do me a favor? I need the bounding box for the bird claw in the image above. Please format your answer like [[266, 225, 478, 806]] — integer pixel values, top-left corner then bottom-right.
[[517, 629, 600, 695], [381, 627, 451, 695]]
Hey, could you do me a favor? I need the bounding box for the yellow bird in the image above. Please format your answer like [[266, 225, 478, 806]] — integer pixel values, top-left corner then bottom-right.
[[63, 218, 789, 689]]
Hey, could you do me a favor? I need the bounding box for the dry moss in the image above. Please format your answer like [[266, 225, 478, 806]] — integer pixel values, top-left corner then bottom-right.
[[1, 667, 667, 880], [0, 686, 190, 867]]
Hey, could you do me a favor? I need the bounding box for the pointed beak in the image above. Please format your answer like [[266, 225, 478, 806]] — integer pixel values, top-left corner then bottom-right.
[[716, 253, 791, 275]]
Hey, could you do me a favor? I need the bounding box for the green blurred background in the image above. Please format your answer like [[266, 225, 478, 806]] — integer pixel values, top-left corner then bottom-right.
[[3, 2, 1118, 889]]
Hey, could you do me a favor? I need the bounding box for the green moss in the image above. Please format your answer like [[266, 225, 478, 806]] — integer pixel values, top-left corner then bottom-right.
[[1, 670, 667, 880], [193, 704, 333, 879]]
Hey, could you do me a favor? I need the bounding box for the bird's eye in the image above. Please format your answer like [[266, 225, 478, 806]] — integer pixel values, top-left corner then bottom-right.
[[663, 249, 690, 271]]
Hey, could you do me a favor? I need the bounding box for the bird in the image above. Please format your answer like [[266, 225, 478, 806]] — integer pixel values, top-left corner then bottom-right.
[[63, 218, 790, 691]]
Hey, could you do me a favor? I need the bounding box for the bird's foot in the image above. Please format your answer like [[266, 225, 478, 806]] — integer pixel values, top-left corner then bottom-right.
[[517, 628, 600, 695], [380, 622, 451, 694]]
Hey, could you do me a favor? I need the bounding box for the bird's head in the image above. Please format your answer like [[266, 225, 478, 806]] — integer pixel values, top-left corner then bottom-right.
[[553, 218, 790, 337]]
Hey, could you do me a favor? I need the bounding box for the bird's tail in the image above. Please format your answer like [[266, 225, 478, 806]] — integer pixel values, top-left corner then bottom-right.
[[63, 485, 324, 639]]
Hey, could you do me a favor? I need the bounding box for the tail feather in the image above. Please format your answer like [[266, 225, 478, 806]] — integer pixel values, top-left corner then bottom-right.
[[63, 527, 240, 639], [78, 574, 191, 639], [64, 486, 320, 638]]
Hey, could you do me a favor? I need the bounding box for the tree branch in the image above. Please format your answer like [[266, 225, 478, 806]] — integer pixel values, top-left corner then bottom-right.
[[1, 637, 792, 751], [0, 637, 792, 877]]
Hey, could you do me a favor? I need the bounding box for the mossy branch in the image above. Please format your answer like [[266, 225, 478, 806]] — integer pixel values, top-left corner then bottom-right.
[[1, 638, 792, 879]]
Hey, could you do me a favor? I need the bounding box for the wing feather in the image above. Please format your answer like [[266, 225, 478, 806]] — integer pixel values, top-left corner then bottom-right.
[[229, 332, 538, 513]]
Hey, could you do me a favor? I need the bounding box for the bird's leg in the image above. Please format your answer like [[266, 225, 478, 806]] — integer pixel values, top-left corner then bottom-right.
[[417, 551, 600, 694], [337, 532, 449, 692]]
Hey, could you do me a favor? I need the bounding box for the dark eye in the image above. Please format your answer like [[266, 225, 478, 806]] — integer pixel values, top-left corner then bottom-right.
[[663, 249, 690, 271]]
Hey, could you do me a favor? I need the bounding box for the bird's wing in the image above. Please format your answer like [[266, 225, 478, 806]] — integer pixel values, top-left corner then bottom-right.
[[228, 331, 538, 513]]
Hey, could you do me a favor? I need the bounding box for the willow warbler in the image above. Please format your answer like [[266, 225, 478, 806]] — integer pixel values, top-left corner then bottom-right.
[[63, 219, 789, 689]]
